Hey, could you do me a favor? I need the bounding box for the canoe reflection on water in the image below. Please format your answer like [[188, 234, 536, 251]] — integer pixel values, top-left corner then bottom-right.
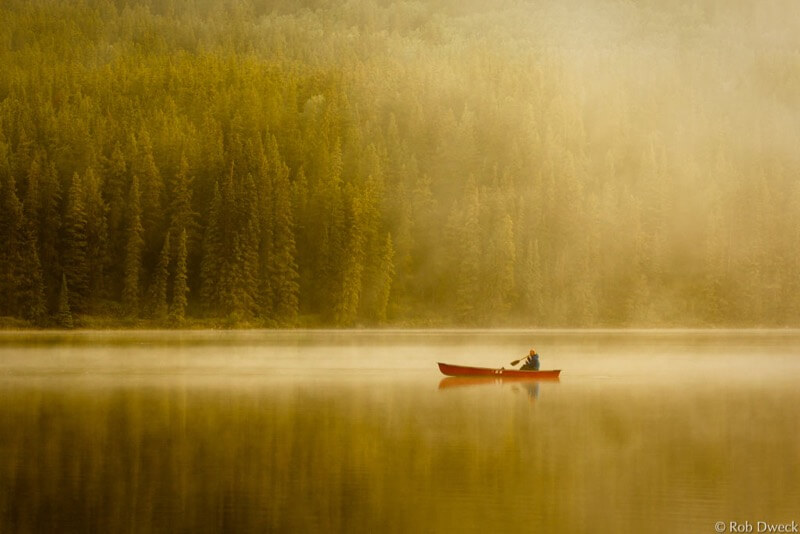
[[437, 374, 560, 391]]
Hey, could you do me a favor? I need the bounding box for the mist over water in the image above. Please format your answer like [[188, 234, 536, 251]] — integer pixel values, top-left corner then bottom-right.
[[1, 330, 799, 533]]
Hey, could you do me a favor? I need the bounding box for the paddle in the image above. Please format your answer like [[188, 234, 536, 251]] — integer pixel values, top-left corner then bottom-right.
[[509, 355, 527, 366]]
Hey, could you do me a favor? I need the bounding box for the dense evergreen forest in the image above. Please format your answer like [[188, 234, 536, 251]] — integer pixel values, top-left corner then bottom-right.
[[2, 0, 800, 327]]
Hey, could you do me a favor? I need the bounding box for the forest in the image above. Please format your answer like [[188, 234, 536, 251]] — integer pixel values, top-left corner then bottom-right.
[[2, 0, 800, 327]]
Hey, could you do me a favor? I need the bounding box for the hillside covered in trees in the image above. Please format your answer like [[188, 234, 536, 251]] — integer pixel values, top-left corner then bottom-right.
[[2, 0, 800, 327]]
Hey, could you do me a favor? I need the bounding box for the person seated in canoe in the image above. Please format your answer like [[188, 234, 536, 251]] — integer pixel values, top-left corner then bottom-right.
[[519, 349, 540, 371]]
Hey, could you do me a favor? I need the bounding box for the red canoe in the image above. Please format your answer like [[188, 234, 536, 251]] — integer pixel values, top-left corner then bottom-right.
[[437, 362, 561, 379]]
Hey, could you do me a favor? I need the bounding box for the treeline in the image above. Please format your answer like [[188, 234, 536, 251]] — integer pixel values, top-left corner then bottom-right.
[[2, 0, 800, 327]]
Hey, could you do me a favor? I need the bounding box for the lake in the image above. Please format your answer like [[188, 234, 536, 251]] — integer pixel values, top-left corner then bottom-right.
[[1, 329, 799, 533]]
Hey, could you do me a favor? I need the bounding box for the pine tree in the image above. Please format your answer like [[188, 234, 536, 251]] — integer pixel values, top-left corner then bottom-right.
[[271, 159, 299, 325], [123, 176, 144, 317], [169, 153, 195, 246], [0, 161, 24, 316], [256, 141, 275, 318], [19, 245, 46, 323], [315, 137, 346, 319], [57, 274, 74, 328], [200, 181, 224, 313], [39, 160, 62, 309], [203, 163, 239, 316], [105, 142, 127, 241], [389, 186, 413, 315], [352, 145, 385, 323], [23, 155, 43, 225], [62, 172, 89, 313], [169, 228, 189, 324], [148, 231, 171, 320], [136, 130, 165, 251], [20, 167, 46, 323], [84, 167, 108, 303], [12, 125, 34, 181], [292, 166, 310, 313], [335, 185, 366, 326], [229, 173, 260, 321], [198, 112, 225, 207], [373, 233, 395, 324], [104, 143, 127, 295], [451, 178, 482, 324]]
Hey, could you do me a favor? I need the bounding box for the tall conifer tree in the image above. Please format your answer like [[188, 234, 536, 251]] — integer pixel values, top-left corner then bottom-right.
[[84, 167, 108, 302], [20, 164, 46, 322], [170, 228, 189, 324], [57, 274, 73, 328], [271, 157, 299, 325], [123, 176, 144, 317], [62, 172, 89, 313], [0, 164, 24, 316], [229, 173, 260, 320], [105, 142, 127, 239], [200, 181, 224, 313], [169, 153, 195, 248], [335, 186, 366, 326], [39, 160, 63, 308], [450, 178, 482, 324], [373, 233, 395, 324], [149, 231, 171, 320], [136, 130, 165, 267]]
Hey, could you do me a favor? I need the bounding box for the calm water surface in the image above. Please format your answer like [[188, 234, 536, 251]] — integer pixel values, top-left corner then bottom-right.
[[1, 329, 799, 533]]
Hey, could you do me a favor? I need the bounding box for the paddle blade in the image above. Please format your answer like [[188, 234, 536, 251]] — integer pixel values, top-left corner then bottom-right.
[[509, 358, 523, 366]]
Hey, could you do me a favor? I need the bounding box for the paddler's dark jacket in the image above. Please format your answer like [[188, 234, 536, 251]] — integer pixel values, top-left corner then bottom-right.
[[520, 354, 540, 371]]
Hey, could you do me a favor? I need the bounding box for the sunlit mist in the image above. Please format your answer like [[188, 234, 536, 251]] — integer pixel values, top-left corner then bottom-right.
[[2, 1, 799, 328]]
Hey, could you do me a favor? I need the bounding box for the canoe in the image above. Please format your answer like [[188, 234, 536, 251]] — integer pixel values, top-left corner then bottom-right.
[[437, 362, 561, 379]]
